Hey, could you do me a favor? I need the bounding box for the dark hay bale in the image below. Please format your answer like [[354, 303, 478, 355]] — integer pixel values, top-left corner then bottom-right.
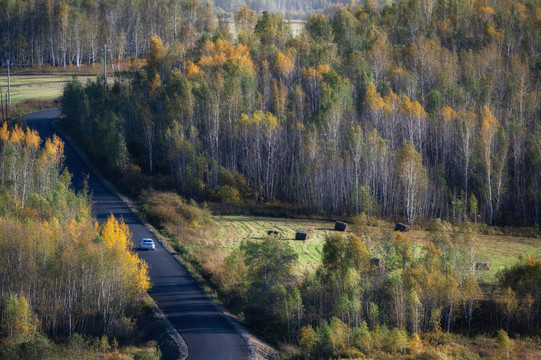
[[295, 232, 308, 241], [475, 262, 490, 271], [394, 223, 409, 232], [370, 258, 382, 267], [267, 230, 283, 238], [334, 221, 347, 231]]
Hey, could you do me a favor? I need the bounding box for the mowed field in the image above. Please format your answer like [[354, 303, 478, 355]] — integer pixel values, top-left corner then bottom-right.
[[212, 216, 541, 281], [0, 74, 96, 103], [213, 216, 337, 274]]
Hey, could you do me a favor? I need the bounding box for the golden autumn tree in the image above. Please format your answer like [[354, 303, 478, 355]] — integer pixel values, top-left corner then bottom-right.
[[101, 214, 150, 297], [275, 51, 293, 79]]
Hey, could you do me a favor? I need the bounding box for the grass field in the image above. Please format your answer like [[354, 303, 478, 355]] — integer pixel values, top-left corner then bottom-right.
[[211, 216, 541, 281], [0, 74, 97, 103], [213, 216, 337, 273]]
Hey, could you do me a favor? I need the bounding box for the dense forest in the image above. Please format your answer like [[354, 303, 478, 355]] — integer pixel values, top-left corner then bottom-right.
[[61, 0, 541, 225], [0, 122, 153, 358]]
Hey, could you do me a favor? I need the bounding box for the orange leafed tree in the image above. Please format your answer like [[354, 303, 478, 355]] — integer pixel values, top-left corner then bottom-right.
[[276, 51, 293, 77]]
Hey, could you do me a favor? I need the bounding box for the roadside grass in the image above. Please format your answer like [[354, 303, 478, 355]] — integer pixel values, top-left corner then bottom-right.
[[0, 74, 96, 103]]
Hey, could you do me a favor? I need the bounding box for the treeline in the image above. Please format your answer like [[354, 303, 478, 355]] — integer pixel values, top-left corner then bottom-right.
[[0, 0, 343, 69], [1, 0, 366, 69], [216, 222, 541, 358], [0, 122, 150, 347], [0, 0, 218, 68], [62, 0, 541, 225]]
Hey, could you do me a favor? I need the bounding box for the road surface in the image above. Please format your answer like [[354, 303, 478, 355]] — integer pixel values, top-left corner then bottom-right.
[[26, 108, 249, 360]]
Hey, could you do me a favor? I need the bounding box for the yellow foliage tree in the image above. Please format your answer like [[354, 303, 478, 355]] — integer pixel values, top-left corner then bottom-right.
[[201, 39, 215, 56], [24, 128, 41, 150], [394, 231, 412, 271], [441, 106, 457, 123], [0, 121, 9, 142], [9, 125, 25, 145], [479, 105, 506, 225], [364, 82, 387, 112], [147, 34, 168, 79], [101, 215, 150, 295], [275, 51, 293, 78], [397, 141, 428, 225], [186, 60, 200, 76], [480, 105, 499, 150], [408, 332, 423, 355]]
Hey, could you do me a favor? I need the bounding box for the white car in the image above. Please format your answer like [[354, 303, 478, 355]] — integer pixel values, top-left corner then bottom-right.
[[140, 238, 155, 250]]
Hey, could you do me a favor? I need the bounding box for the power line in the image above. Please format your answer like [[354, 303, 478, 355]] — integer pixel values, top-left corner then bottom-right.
[[1, 59, 13, 106]]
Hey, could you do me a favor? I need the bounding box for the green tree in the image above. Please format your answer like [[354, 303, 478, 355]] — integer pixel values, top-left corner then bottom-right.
[[241, 236, 298, 305], [1, 294, 39, 344], [299, 325, 318, 358], [394, 231, 412, 271]]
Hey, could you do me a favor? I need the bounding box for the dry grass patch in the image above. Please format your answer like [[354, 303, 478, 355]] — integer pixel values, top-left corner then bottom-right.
[[0, 74, 96, 103]]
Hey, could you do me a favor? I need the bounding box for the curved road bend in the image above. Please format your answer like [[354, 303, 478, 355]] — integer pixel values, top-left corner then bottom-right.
[[26, 109, 249, 360]]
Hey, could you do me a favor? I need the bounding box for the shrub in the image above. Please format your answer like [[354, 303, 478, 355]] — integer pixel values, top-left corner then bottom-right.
[[207, 185, 240, 203], [16, 334, 53, 360], [128, 344, 162, 360], [140, 190, 212, 228], [67, 333, 87, 353]]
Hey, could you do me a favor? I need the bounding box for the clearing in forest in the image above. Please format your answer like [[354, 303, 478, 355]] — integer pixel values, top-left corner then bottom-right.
[[213, 216, 337, 274], [212, 216, 541, 281]]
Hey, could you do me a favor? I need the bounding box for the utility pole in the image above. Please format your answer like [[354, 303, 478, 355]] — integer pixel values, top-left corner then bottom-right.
[[0, 88, 3, 121], [103, 44, 111, 91], [6, 58, 11, 105], [103, 44, 107, 91]]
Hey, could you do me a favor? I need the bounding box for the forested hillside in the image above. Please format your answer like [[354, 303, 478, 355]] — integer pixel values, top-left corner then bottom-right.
[[62, 0, 541, 225]]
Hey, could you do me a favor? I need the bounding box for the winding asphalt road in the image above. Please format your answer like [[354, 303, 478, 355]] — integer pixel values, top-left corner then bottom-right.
[[26, 109, 249, 360]]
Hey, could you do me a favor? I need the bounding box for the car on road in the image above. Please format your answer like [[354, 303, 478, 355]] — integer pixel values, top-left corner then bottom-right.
[[140, 238, 155, 250]]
